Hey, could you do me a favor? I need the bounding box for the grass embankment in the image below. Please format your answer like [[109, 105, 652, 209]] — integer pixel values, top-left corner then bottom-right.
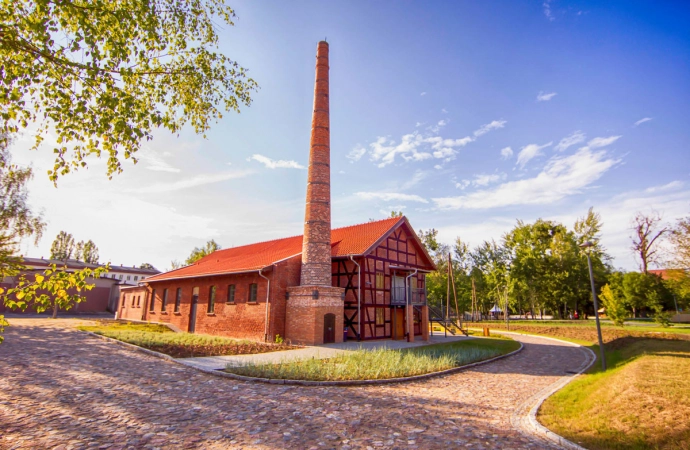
[[482, 321, 690, 450], [78, 321, 298, 358], [540, 338, 690, 450], [225, 337, 520, 381]]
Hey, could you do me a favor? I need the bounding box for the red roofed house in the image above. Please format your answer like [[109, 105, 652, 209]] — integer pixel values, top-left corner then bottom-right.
[[116, 42, 435, 345]]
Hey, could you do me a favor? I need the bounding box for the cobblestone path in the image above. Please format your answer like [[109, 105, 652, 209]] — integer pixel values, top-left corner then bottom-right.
[[0, 319, 588, 449]]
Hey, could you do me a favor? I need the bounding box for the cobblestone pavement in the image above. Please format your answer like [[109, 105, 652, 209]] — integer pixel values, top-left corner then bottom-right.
[[0, 319, 588, 449]]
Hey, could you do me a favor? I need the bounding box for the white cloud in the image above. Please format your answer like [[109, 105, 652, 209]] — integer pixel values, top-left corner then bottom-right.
[[367, 119, 506, 167], [355, 192, 429, 203], [474, 120, 507, 137], [455, 180, 470, 190], [346, 145, 366, 162], [500, 147, 513, 159], [137, 149, 181, 173], [420, 92, 427, 96], [543, 0, 554, 21], [441, 108, 448, 114], [644, 180, 684, 193], [537, 91, 557, 101], [434, 164, 443, 170], [516, 142, 552, 168], [587, 135, 621, 148], [634, 117, 653, 127], [434, 147, 620, 210], [554, 131, 586, 152], [250, 154, 305, 169], [415, 122, 422, 127], [456, 173, 506, 189], [132, 170, 253, 194]]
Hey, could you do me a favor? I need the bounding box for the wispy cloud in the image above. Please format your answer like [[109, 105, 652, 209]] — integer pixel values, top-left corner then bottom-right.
[[138, 149, 181, 173], [645, 180, 684, 193], [537, 91, 557, 101], [516, 142, 553, 168], [434, 148, 620, 210], [587, 136, 621, 148], [420, 92, 427, 96], [543, 0, 554, 21], [634, 117, 653, 127], [500, 147, 513, 159], [249, 154, 305, 169], [355, 192, 429, 203], [368, 119, 507, 167], [346, 145, 366, 162], [133, 170, 253, 194], [474, 120, 507, 137], [554, 131, 586, 152], [457, 173, 507, 189]]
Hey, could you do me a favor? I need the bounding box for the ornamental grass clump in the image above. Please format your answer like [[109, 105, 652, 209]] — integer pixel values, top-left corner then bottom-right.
[[227, 339, 515, 381]]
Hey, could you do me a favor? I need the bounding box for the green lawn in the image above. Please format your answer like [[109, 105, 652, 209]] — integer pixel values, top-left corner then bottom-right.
[[539, 338, 690, 450], [225, 337, 520, 381], [78, 321, 298, 358], [480, 319, 690, 335]]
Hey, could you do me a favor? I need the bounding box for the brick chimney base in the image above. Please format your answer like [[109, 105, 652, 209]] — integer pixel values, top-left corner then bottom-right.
[[285, 286, 345, 345]]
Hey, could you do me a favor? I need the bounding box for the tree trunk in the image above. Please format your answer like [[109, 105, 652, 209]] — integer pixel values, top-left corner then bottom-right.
[[52, 303, 58, 319]]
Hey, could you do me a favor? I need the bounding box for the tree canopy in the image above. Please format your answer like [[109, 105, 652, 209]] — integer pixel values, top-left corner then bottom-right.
[[185, 239, 221, 265], [2, 0, 258, 182], [50, 231, 75, 260]]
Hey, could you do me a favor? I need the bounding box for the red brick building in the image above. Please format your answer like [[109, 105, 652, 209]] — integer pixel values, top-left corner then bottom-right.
[[118, 42, 436, 345]]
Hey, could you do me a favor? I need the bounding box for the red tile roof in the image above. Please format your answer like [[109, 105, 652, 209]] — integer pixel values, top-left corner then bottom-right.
[[146, 217, 409, 282]]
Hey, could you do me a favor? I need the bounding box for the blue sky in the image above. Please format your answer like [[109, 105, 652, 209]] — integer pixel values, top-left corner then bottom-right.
[[14, 0, 690, 271]]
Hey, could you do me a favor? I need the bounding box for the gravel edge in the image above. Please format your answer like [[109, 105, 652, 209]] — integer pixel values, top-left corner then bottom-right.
[[502, 331, 597, 450], [81, 330, 524, 386]]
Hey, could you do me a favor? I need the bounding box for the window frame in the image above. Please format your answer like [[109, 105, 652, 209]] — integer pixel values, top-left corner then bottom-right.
[[174, 288, 182, 313], [226, 284, 235, 304], [208, 285, 216, 313], [161, 288, 168, 312], [149, 289, 156, 312], [248, 283, 258, 303]]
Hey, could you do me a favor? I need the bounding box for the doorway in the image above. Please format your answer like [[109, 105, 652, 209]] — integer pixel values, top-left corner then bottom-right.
[[188, 287, 199, 333], [323, 313, 336, 344], [392, 307, 405, 340]]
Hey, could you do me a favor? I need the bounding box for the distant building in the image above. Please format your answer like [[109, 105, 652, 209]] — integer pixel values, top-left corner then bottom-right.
[[0, 257, 161, 314]]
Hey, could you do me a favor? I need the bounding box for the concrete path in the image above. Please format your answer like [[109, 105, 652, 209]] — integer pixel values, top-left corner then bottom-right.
[[0, 318, 590, 449], [181, 333, 472, 371]]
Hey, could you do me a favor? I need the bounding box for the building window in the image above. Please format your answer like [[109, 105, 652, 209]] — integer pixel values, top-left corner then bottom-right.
[[375, 272, 384, 289], [227, 285, 235, 303], [149, 289, 156, 312], [208, 286, 216, 313], [248, 283, 258, 303], [137, 295, 141, 307], [134, 276, 138, 281], [376, 308, 385, 326], [127, 275, 131, 281], [175, 288, 182, 313], [131, 294, 135, 307], [410, 277, 417, 290], [161, 288, 168, 311], [119, 274, 123, 280], [121, 294, 126, 308]]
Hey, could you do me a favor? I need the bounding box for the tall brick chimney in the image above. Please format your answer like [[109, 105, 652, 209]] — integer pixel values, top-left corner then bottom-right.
[[286, 41, 345, 346], [300, 41, 332, 287]]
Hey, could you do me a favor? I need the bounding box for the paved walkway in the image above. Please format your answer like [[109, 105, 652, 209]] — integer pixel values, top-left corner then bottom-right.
[[182, 333, 472, 371], [0, 318, 589, 449]]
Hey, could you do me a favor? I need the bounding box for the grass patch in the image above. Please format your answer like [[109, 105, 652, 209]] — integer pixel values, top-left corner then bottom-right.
[[78, 321, 299, 358], [539, 338, 690, 450], [225, 337, 520, 381]]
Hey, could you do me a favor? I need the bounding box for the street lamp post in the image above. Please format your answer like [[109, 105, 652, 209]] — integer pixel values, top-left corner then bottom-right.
[[580, 241, 607, 371]]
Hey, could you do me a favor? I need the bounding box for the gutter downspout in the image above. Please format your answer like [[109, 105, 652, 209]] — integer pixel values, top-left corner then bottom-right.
[[349, 255, 361, 341], [258, 268, 271, 342], [405, 269, 419, 341]]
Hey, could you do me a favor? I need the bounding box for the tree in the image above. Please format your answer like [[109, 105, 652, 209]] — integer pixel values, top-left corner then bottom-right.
[[2, 0, 258, 182], [2, 263, 109, 318], [600, 284, 627, 326], [76, 240, 99, 264], [140, 263, 155, 270], [390, 210, 404, 218], [170, 260, 183, 270], [185, 240, 221, 265], [50, 231, 75, 260], [631, 211, 668, 274]]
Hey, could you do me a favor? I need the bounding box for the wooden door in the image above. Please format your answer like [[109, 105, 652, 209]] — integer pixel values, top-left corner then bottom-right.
[[393, 308, 405, 340], [189, 287, 199, 333], [323, 313, 336, 344]]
